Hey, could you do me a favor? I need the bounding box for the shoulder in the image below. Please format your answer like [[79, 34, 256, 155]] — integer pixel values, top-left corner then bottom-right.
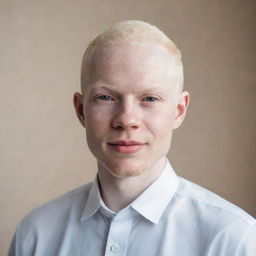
[[17, 182, 93, 237], [8, 182, 95, 256], [8, 182, 93, 256], [176, 176, 255, 225], [173, 177, 256, 254]]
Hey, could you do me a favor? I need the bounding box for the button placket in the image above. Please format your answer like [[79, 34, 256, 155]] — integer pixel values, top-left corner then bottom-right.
[[104, 218, 132, 256], [110, 244, 120, 252]]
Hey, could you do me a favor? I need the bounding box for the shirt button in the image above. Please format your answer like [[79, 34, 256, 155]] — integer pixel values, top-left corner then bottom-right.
[[110, 244, 119, 252]]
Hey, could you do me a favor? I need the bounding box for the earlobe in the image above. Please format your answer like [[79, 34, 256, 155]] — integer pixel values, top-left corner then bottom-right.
[[73, 92, 86, 127]]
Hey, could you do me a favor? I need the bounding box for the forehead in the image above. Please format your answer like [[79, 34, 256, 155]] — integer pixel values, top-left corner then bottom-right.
[[85, 42, 181, 93]]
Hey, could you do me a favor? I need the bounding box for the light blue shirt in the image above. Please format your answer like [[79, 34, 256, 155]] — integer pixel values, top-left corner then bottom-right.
[[9, 160, 256, 256]]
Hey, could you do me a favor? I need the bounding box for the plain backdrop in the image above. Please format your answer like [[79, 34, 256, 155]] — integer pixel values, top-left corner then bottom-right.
[[1, 0, 256, 255]]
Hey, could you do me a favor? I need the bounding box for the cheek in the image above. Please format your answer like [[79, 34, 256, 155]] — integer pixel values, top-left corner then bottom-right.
[[85, 106, 110, 129], [145, 107, 176, 137], [84, 106, 113, 144]]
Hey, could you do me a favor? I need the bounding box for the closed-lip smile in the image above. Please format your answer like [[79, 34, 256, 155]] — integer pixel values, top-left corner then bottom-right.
[[107, 140, 145, 154], [108, 140, 145, 146]]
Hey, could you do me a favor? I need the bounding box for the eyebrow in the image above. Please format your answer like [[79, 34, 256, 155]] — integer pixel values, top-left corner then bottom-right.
[[89, 84, 167, 96], [89, 85, 116, 93]]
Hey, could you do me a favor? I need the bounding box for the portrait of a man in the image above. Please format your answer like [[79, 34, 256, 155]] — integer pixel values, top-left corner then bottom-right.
[[8, 20, 256, 256]]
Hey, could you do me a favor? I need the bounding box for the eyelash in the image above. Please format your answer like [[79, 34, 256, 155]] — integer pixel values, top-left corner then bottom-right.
[[142, 96, 158, 102], [96, 95, 114, 101], [95, 95, 159, 103]]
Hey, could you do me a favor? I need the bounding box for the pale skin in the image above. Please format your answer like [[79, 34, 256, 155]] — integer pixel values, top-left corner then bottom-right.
[[74, 42, 189, 212]]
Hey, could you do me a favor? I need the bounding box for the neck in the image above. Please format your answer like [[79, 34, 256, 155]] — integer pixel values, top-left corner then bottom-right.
[[97, 157, 167, 212]]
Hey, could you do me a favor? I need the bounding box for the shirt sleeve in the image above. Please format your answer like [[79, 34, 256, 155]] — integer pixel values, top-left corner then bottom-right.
[[235, 223, 256, 256], [8, 219, 37, 256], [206, 218, 256, 256], [8, 231, 17, 256]]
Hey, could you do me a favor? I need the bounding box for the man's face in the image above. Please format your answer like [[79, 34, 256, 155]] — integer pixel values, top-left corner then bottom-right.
[[76, 42, 188, 178]]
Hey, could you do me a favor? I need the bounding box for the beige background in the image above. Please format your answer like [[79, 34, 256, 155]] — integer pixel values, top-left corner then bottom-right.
[[1, 0, 256, 254]]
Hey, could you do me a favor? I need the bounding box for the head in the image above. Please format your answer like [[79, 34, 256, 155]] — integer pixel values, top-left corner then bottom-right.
[[74, 20, 189, 178], [80, 20, 184, 94]]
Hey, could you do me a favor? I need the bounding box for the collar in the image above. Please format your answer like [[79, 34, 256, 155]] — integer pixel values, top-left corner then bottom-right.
[[130, 159, 179, 223], [80, 158, 179, 224], [80, 176, 102, 221]]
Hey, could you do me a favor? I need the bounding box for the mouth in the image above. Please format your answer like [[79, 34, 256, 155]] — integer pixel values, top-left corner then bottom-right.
[[107, 140, 145, 154]]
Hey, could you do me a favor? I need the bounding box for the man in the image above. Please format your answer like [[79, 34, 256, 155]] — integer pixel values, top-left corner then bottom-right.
[[9, 20, 256, 255]]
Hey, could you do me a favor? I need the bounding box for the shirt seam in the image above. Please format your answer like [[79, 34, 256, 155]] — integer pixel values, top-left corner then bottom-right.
[[174, 191, 256, 226]]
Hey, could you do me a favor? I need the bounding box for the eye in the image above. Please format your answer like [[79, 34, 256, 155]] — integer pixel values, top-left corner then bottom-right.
[[142, 96, 158, 102], [97, 95, 114, 101]]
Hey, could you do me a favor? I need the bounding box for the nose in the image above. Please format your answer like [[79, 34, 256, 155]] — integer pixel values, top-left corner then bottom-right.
[[111, 99, 141, 130]]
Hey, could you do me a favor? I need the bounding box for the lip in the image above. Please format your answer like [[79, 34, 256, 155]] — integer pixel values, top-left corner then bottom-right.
[[108, 140, 145, 146], [107, 140, 145, 154]]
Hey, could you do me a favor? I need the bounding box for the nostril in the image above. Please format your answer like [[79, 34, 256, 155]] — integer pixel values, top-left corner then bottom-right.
[[111, 106, 141, 129], [115, 125, 123, 130]]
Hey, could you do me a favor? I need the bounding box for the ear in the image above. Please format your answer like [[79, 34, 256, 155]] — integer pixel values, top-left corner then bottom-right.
[[73, 92, 86, 128], [172, 91, 190, 130]]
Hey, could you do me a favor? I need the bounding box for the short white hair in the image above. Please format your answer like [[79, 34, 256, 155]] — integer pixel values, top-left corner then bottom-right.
[[81, 20, 183, 93]]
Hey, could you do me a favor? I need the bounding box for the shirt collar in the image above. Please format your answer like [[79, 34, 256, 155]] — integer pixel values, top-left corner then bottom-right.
[[80, 176, 102, 221], [130, 159, 179, 224], [81, 158, 179, 224]]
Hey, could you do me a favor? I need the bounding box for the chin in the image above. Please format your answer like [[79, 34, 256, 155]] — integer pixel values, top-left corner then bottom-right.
[[102, 160, 148, 178]]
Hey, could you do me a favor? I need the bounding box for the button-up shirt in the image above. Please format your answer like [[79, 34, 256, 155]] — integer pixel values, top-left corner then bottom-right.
[[9, 160, 256, 256]]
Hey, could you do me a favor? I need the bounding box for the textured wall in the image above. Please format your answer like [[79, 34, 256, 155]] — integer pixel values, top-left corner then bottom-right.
[[1, 0, 256, 254]]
